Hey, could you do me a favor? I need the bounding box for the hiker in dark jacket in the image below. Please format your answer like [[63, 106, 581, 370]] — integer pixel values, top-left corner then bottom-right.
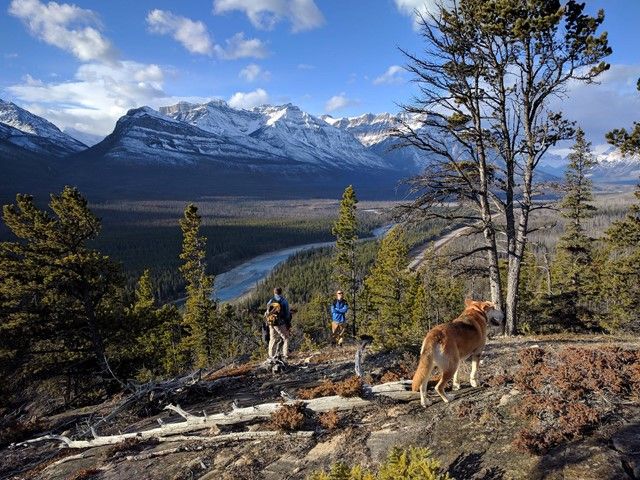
[[330, 290, 348, 345], [265, 287, 291, 359]]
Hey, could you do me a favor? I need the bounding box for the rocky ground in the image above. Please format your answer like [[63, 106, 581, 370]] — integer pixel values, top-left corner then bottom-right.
[[2, 334, 639, 480]]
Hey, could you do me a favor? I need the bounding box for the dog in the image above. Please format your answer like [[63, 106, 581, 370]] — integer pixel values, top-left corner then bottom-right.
[[411, 299, 504, 405]]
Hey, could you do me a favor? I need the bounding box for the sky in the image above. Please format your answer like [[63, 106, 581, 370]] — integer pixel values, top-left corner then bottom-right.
[[1, 0, 639, 151]]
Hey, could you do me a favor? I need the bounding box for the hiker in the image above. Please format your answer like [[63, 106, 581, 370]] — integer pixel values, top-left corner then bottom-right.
[[330, 289, 349, 345], [265, 287, 291, 360]]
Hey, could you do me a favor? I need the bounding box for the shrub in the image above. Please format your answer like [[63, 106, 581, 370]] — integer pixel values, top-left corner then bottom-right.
[[512, 346, 639, 454], [270, 402, 307, 432], [308, 446, 450, 480], [317, 409, 341, 430]]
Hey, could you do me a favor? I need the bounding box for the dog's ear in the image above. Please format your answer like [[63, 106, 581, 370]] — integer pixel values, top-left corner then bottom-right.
[[464, 298, 473, 307], [482, 301, 495, 311]]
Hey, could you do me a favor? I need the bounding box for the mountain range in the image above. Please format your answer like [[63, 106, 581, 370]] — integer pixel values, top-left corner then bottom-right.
[[0, 98, 638, 201]]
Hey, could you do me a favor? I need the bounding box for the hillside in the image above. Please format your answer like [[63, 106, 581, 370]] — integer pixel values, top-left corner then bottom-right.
[[3, 335, 639, 480]]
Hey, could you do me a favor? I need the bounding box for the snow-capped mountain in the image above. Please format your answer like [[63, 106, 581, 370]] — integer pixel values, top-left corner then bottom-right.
[[322, 112, 430, 172], [591, 147, 640, 182], [80, 106, 289, 167], [0, 99, 86, 156], [159, 101, 388, 169]]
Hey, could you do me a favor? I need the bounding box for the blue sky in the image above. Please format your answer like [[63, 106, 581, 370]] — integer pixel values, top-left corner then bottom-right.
[[1, 0, 639, 148]]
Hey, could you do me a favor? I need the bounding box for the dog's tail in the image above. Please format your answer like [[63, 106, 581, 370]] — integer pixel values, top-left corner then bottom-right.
[[411, 337, 434, 392]]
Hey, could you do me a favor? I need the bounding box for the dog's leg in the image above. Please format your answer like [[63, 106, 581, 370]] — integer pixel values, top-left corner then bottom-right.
[[470, 355, 480, 388], [420, 380, 428, 407], [435, 368, 454, 403], [452, 365, 462, 391]]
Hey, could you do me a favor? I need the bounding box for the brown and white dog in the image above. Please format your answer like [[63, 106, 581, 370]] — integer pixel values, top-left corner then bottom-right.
[[411, 299, 504, 405]]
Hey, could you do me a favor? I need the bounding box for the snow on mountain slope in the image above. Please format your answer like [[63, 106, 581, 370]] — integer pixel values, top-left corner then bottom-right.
[[160, 101, 389, 169], [590, 147, 640, 182], [82, 106, 289, 167], [323, 112, 430, 172], [0, 118, 80, 159], [0, 99, 86, 156], [252, 104, 388, 168]]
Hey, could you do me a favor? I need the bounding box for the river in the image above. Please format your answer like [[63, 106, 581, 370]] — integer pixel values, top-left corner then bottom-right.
[[211, 223, 393, 303]]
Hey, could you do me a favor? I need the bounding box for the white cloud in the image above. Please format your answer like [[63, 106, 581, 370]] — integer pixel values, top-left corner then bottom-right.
[[228, 88, 269, 109], [297, 63, 315, 70], [146, 9, 214, 55], [145, 10, 266, 60], [324, 93, 356, 113], [239, 63, 270, 82], [549, 64, 640, 149], [213, 32, 269, 59], [213, 0, 324, 32], [8, 0, 117, 62], [373, 65, 405, 85], [6, 61, 169, 135], [394, 0, 451, 29]]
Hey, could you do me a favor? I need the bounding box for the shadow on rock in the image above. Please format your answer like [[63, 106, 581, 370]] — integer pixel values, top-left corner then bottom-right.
[[447, 451, 505, 480]]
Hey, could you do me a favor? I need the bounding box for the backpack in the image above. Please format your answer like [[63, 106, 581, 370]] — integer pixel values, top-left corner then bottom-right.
[[266, 301, 284, 326]]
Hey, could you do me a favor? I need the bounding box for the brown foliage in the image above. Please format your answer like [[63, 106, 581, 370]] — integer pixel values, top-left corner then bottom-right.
[[270, 402, 306, 432], [486, 374, 512, 387], [204, 362, 254, 381], [512, 346, 639, 454], [297, 376, 364, 399], [317, 409, 341, 430]]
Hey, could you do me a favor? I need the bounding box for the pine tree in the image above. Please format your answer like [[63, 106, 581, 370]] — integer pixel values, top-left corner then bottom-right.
[[332, 185, 359, 336], [550, 129, 598, 329], [0, 187, 124, 397], [179, 203, 217, 368], [129, 270, 184, 378], [363, 227, 412, 347], [607, 78, 640, 156], [599, 183, 640, 331], [420, 251, 464, 329]]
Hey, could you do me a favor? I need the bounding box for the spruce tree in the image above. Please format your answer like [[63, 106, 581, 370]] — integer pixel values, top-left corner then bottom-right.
[[332, 185, 359, 336], [599, 183, 640, 331], [550, 129, 598, 329], [0, 187, 124, 397], [179, 203, 217, 368], [363, 226, 411, 347]]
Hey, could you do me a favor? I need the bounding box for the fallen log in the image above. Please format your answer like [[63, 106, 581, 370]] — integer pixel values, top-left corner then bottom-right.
[[13, 394, 369, 449]]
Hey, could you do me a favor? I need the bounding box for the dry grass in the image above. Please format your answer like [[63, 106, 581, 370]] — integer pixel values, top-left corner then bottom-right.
[[68, 468, 102, 480], [511, 346, 640, 454], [297, 376, 364, 399], [204, 362, 254, 381]]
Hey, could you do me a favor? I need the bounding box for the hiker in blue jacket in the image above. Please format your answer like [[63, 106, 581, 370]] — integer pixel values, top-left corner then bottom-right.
[[330, 290, 348, 345]]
